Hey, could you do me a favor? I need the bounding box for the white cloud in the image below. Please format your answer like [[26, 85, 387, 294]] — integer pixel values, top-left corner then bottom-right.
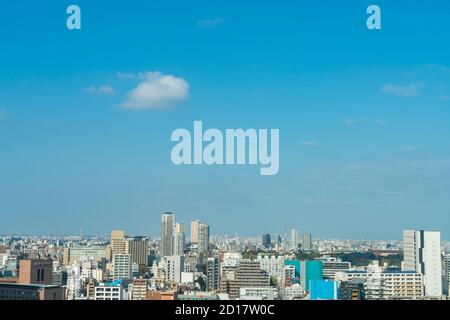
[[120, 71, 189, 110], [380, 83, 424, 97], [301, 141, 319, 147], [85, 85, 115, 95], [375, 119, 387, 126], [440, 95, 449, 101], [197, 18, 224, 29]]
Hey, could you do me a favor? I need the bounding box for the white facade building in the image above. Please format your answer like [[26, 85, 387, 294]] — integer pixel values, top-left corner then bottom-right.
[[164, 255, 184, 284], [94, 281, 124, 300], [257, 255, 285, 281], [403, 230, 442, 297], [112, 253, 132, 280]]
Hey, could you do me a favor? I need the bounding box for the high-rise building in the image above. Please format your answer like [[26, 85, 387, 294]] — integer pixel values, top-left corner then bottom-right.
[[262, 234, 271, 250], [160, 212, 176, 257], [111, 230, 126, 257], [112, 254, 132, 281], [191, 220, 200, 244], [164, 255, 184, 284], [198, 223, 210, 256], [442, 254, 450, 296], [302, 233, 312, 251], [300, 260, 323, 291], [403, 229, 442, 297], [172, 232, 185, 256], [290, 229, 299, 250], [207, 257, 220, 292], [126, 237, 149, 268], [175, 223, 185, 233]]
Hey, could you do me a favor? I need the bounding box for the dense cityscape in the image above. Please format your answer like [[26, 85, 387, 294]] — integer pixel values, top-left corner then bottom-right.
[[0, 212, 449, 301]]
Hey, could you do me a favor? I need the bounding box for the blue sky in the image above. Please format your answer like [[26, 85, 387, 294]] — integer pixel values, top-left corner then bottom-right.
[[1, 0, 450, 239]]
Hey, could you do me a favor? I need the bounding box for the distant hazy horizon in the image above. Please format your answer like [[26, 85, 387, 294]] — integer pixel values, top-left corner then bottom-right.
[[1, 1, 450, 239]]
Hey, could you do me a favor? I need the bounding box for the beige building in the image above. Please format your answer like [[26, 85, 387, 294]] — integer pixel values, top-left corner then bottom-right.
[[191, 220, 200, 244], [63, 247, 107, 265], [131, 278, 148, 300], [111, 230, 126, 256]]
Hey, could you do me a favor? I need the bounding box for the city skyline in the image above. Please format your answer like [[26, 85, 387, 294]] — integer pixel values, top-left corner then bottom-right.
[[1, 1, 450, 239]]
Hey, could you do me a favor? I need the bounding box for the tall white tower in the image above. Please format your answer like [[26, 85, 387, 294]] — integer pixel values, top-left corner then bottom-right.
[[403, 229, 442, 297]]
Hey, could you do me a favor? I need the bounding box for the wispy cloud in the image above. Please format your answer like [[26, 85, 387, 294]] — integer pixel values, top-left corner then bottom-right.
[[440, 95, 449, 101], [117, 72, 142, 81], [375, 119, 387, 126], [301, 141, 319, 147], [422, 64, 450, 73], [380, 83, 424, 97], [197, 18, 224, 29], [344, 118, 357, 126], [403, 146, 417, 152], [120, 71, 189, 110], [85, 85, 115, 96]]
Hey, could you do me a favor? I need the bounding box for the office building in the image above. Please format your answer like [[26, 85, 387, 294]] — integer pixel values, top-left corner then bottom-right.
[[443, 254, 450, 296], [403, 230, 442, 297], [112, 254, 132, 280], [161, 212, 176, 257], [302, 233, 312, 251], [164, 255, 184, 284], [172, 232, 185, 256], [322, 258, 351, 280], [191, 220, 200, 244], [262, 234, 271, 250], [175, 223, 185, 233], [111, 230, 126, 256], [198, 223, 210, 256], [291, 229, 299, 250], [126, 237, 149, 268], [63, 247, 106, 265], [207, 257, 221, 292]]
